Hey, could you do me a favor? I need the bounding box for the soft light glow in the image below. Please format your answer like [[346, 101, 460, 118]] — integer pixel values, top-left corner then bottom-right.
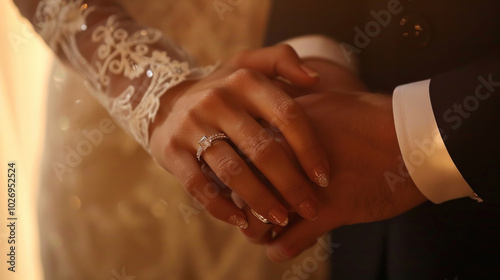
[[0, 2, 49, 279]]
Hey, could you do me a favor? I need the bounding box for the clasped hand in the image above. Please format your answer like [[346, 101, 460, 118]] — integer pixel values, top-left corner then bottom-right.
[[150, 45, 427, 262], [237, 59, 429, 262], [149, 45, 331, 230]]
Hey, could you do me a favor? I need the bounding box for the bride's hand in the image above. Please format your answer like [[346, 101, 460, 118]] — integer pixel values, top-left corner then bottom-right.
[[149, 45, 330, 228]]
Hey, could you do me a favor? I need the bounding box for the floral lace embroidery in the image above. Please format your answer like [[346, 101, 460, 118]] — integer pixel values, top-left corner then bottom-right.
[[35, 0, 215, 150]]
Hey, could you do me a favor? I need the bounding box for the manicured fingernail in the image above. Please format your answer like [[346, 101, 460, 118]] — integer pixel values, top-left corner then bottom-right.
[[314, 166, 329, 188], [298, 199, 318, 221], [229, 214, 248, 229], [301, 64, 319, 77], [268, 207, 289, 227]]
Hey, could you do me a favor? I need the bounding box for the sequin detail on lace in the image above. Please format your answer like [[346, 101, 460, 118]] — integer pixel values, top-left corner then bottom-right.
[[35, 0, 215, 150]]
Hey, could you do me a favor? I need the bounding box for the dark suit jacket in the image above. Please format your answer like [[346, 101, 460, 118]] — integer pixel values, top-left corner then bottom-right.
[[266, 0, 500, 201], [265, 1, 500, 279]]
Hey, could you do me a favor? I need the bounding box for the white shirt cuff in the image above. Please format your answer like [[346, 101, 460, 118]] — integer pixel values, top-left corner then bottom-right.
[[393, 79, 475, 203], [281, 35, 358, 74]]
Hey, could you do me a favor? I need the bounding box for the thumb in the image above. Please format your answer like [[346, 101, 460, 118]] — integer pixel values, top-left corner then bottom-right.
[[272, 78, 310, 98], [229, 45, 320, 88]]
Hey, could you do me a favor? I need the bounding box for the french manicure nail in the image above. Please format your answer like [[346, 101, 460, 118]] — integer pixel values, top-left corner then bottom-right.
[[298, 199, 319, 221], [268, 207, 289, 227], [301, 64, 320, 78], [314, 166, 329, 188], [229, 215, 248, 229]]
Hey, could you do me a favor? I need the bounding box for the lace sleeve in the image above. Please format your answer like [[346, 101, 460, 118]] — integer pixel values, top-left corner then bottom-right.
[[30, 0, 215, 150]]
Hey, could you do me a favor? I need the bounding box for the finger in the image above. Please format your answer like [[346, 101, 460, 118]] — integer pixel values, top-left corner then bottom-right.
[[271, 212, 302, 238], [272, 78, 308, 98], [211, 107, 320, 221], [229, 45, 319, 88], [239, 206, 274, 244], [266, 219, 325, 263], [201, 135, 290, 226], [230, 193, 289, 241], [167, 150, 249, 229], [238, 74, 330, 189]]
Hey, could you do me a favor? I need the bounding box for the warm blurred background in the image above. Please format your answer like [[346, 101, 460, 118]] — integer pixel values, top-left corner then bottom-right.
[[0, 1, 330, 280], [0, 1, 49, 279]]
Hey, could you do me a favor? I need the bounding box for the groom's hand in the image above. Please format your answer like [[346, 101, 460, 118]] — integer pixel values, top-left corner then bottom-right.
[[272, 58, 367, 98], [262, 92, 428, 262]]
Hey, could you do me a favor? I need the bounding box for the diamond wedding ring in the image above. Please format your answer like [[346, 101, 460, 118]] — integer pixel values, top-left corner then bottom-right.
[[196, 133, 229, 161]]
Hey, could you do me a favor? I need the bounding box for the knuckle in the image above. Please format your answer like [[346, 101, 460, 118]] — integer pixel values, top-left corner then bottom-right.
[[156, 134, 185, 169], [183, 107, 200, 121], [172, 109, 200, 136], [300, 142, 322, 160], [271, 99, 301, 129], [235, 114, 248, 129], [197, 88, 226, 109], [275, 98, 300, 117], [246, 134, 277, 163], [229, 68, 262, 85], [161, 137, 181, 160], [283, 181, 309, 200], [234, 115, 254, 135], [214, 154, 241, 181]]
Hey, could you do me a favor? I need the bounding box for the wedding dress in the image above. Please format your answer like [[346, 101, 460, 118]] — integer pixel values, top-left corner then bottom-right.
[[32, 0, 329, 279]]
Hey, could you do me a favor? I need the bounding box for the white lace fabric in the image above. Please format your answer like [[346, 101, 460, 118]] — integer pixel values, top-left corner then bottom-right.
[[34, 0, 215, 150]]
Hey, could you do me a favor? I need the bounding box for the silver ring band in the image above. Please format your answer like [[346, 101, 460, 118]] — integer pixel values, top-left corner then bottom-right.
[[196, 133, 229, 161], [251, 209, 270, 224]]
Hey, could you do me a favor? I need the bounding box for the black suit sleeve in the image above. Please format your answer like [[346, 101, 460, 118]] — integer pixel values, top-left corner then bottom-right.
[[430, 54, 500, 202]]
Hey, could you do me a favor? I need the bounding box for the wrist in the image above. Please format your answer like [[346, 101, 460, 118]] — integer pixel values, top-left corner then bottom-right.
[[149, 80, 197, 138]]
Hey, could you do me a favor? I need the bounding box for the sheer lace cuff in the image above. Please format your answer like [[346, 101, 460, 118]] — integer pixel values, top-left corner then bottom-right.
[[34, 0, 215, 150]]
